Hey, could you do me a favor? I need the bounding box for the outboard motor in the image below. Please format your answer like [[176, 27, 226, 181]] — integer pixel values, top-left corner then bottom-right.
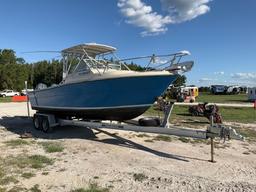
[[35, 83, 47, 90]]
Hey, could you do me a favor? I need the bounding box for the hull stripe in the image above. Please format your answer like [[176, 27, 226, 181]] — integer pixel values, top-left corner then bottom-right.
[[32, 104, 152, 110]]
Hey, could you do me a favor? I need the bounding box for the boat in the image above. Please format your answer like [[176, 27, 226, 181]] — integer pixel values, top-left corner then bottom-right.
[[28, 43, 193, 121]]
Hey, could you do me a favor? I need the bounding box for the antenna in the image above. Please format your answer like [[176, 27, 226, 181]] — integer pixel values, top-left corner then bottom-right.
[[21, 51, 61, 54]]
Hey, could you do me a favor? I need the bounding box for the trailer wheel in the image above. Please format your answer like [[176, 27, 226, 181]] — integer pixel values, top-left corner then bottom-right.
[[191, 111, 199, 116], [190, 98, 195, 103], [33, 114, 41, 130], [139, 117, 160, 127], [42, 117, 52, 133]]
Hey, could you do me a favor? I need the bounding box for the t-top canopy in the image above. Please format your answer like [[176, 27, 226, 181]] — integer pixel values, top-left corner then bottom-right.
[[61, 43, 117, 57]]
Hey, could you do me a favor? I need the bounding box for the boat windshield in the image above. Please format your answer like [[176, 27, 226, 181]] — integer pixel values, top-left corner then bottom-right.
[[73, 60, 90, 74], [66, 52, 129, 76]]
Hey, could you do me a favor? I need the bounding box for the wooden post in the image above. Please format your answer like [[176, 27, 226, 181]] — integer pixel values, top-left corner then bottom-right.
[[209, 115, 216, 163], [210, 138, 215, 162], [25, 81, 30, 118]]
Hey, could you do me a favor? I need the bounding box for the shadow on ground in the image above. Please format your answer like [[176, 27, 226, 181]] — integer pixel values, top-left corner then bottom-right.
[[0, 116, 210, 162], [176, 113, 192, 117]]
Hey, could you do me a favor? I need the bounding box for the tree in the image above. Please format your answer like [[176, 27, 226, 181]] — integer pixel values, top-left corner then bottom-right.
[[199, 86, 211, 92], [0, 49, 17, 65], [0, 49, 63, 91], [126, 62, 145, 71], [16, 57, 26, 64], [173, 74, 186, 87], [32, 59, 62, 87]]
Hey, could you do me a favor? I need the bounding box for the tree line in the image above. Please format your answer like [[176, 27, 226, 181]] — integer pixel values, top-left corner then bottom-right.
[[0, 49, 62, 91], [0, 49, 186, 91]]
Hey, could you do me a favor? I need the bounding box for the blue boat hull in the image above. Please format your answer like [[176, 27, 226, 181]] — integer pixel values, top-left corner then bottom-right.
[[29, 74, 177, 120]]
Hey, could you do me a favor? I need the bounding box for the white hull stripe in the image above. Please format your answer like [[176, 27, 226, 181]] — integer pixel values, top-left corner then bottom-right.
[[32, 104, 152, 110]]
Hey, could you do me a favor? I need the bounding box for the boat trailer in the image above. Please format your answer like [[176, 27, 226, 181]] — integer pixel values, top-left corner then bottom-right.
[[31, 102, 244, 163]]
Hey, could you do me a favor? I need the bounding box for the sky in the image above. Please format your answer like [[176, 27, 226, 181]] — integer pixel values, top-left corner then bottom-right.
[[0, 0, 256, 87]]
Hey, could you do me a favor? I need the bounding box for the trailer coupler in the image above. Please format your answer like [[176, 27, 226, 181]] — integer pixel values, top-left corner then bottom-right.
[[207, 124, 244, 141]]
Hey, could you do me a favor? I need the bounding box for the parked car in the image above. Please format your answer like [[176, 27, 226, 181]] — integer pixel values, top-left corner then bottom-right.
[[0, 90, 20, 97], [21, 89, 34, 96]]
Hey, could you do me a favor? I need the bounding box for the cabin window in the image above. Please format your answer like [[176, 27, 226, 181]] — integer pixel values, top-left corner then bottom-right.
[[108, 63, 120, 70]]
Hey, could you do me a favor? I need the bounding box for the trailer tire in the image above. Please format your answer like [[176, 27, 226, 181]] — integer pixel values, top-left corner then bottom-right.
[[190, 98, 195, 103], [138, 117, 160, 127], [33, 114, 41, 130], [192, 111, 199, 116], [42, 117, 52, 133]]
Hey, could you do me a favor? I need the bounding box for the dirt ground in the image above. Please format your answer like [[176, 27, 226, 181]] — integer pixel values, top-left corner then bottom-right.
[[0, 103, 256, 192]]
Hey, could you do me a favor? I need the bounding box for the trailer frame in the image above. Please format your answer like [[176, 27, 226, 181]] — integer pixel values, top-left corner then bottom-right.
[[31, 102, 243, 162]]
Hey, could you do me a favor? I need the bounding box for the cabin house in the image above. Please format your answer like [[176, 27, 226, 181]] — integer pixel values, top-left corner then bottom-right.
[[248, 87, 256, 101]]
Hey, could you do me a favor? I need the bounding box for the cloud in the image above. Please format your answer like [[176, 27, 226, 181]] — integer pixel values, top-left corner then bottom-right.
[[214, 71, 224, 75], [160, 0, 211, 23], [230, 73, 256, 86], [117, 0, 172, 36], [117, 0, 211, 36], [231, 73, 256, 81], [198, 77, 214, 82]]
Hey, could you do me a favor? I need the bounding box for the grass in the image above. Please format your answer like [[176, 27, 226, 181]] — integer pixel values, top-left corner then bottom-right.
[[39, 142, 64, 153], [71, 182, 109, 192], [146, 105, 256, 124], [0, 167, 19, 186], [133, 173, 148, 182], [178, 137, 190, 143], [153, 135, 172, 142], [0, 167, 5, 178], [0, 97, 12, 103], [0, 176, 18, 185], [21, 172, 36, 179], [234, 127, 256, 142], [7, 186, 27, 192], [136, 134, 150, 138], [27, 155, 54, 169], [30, 184, 41, 192], [147, 91, 255, 124], [4, 139, 30, 147], [7, 154, 54, 169], [197, 92, 249, 103], [219, 107, 256, 123]]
